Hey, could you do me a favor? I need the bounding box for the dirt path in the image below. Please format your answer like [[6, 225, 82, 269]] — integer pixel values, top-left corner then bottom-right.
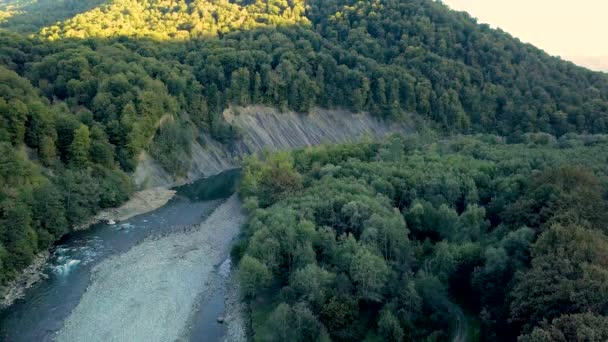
[[449, 301, 468, 342]]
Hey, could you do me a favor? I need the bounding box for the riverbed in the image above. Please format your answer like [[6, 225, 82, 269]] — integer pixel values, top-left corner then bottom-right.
[[0, 170, 243, 342]]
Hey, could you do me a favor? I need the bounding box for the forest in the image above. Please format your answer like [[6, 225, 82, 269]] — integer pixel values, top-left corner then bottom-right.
[[0, 0, 606, 339], [236, 133, 608, 341]]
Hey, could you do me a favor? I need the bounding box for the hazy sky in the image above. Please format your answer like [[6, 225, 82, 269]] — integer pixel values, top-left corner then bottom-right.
[[442, 0, 608, 67]]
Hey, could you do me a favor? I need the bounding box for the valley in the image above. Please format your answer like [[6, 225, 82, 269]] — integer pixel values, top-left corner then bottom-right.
[[0, 0, 607, 341]]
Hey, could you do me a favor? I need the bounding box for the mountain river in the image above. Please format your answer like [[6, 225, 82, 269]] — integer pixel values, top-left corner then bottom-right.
[[0, 169, 243, 342]]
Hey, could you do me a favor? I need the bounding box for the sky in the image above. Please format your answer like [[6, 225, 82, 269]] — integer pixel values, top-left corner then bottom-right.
[[441, 0, 608, 71]]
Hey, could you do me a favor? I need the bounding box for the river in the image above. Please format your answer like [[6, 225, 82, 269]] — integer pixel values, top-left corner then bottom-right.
[[0, 169, 242, 342]]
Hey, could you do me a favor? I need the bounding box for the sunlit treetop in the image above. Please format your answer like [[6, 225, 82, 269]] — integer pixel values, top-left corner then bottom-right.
[[38, 0, 309, 40]]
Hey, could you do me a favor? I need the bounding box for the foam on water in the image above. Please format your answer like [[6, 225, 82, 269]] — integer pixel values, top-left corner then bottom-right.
[[52, 259, 81, 275], [49, 237, 104, 274], [55, 247, 70, 255], [81, 248, 99, 266], [114, 222, 135, 232]]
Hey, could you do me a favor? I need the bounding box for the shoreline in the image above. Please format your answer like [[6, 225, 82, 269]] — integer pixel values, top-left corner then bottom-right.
[[56, 195, 244, 341], [0, 187, 176, 310], [223, 269, 247, 342], [0, 251, 50, 309], [73, 187, 176, 231]]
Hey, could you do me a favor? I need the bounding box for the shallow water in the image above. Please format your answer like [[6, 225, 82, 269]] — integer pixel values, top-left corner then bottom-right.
[[0, 169, 240, 342], [187, 258, 233, 341]]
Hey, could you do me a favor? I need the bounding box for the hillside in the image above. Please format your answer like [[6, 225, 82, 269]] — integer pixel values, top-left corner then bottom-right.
[[0, 0, 607, 137], [0, 0, 607, 339]]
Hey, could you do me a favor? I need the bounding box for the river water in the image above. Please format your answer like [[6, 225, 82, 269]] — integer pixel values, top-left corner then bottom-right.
[[0, 169, 241, 342]]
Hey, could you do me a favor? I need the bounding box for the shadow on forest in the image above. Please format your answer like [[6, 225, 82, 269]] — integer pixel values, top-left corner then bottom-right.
[[0, 0, 109, 33]]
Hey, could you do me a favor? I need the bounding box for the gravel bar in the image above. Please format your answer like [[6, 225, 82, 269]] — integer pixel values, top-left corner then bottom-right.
[[56, 195, 244, 342]]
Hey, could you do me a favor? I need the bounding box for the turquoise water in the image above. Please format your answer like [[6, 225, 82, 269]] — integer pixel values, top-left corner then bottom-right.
[[0, 170, 240, 342]]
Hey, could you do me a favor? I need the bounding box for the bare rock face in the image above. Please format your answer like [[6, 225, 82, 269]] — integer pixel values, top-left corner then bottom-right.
[[135, 106, 413, 188], [227, 106, 412, 152]]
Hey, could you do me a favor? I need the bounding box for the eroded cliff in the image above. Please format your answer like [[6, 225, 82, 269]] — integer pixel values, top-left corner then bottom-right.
[[134, 106, 413, 188]]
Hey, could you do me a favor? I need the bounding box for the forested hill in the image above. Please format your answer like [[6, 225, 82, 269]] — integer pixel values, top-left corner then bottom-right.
[[1, 0, 607, 132], [0, 0, 607, 293], [1, 0, 607, 137]]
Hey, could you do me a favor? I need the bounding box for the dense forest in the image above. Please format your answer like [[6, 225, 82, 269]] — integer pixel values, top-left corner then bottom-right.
[[0, 0, 607, 338], [236, 133, 608, 341]]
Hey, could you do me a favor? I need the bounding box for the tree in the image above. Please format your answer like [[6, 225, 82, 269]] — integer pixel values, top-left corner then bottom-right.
[[266, 303, 293, 341], [349, 247, 389, 302], [519, 313, 608, 342], [378, 308, 404, 342], [238, 255, 272, 298], [290, 263, 335, 309], [229, 68, 251, 106], [68, 124, 91, 168], [89, 125, 115, 168], [455, 204, 489, 242], [361, 212, 409, 262], [6, 99, 27, 145], [31, 184, 67, 246], [320, 295, 359, 335], [503, 167, 608, 232], [256, 153, 303, 207], [97, 168, 132, 208], [0, 200, 36, 270], [510, 225, 608, 330], [236, 135, 608, 340], [58, 169, 100, 225], [38, 135, 58, 166], [252, 72, 262, 103], [265, 303, 330, 342]]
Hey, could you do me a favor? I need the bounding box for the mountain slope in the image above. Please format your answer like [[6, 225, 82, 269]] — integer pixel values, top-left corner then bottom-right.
[[307, 0, 608, 133], [18, 0, 608, 136]]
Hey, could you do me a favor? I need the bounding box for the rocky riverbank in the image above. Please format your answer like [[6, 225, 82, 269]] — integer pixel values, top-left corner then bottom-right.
[[0, 187, 176, 310], [223, 272, 247, 342], [0, 251, 50, 309]]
